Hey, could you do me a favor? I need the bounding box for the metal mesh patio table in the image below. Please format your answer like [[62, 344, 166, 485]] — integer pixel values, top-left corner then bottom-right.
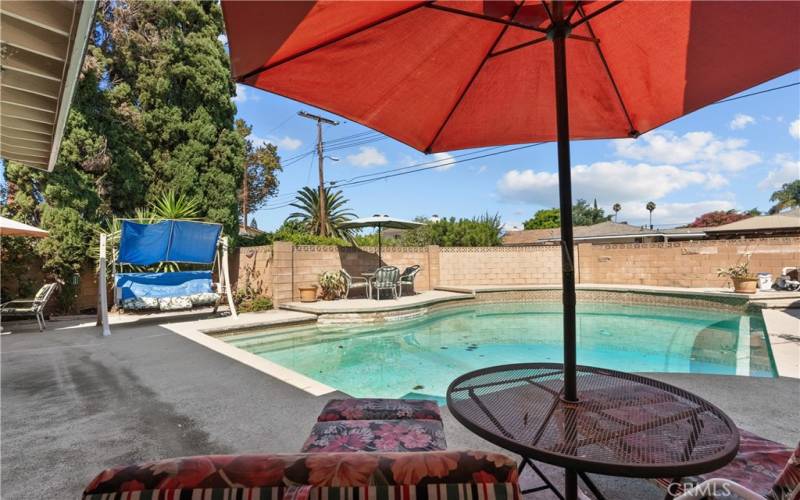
[[446, 363, 740, 500]]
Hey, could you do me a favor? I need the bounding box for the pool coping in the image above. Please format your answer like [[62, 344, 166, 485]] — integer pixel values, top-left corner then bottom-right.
[[163, 310, 336, 396], [436, 283, 800, 304]]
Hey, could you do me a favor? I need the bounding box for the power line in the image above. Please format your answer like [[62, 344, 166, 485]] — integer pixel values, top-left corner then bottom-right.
[[258, 80, 799, 212], [715, 81, 799, 104], [330, 143, 544, 189]]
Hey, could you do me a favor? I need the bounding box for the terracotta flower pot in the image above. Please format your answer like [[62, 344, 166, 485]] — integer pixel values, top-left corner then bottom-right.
[[732, 277, 758, 294], [298, 285, 318, 302]]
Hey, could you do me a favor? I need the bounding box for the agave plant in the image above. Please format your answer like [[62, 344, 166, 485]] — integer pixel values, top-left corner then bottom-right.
[[286, 186, 356, 239]]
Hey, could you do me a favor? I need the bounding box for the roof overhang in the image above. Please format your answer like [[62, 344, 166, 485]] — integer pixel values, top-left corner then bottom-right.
[[1, 0, 97, 171]]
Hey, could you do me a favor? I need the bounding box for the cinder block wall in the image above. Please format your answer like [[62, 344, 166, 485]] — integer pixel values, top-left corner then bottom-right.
[[438, 246, 563, 285], [578, 237, 800, 288], [233, 236, 800, 305]]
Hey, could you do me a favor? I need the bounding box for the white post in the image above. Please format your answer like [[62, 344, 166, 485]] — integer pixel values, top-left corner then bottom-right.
[[221, 236, 238, 319], [98, 233, 111, 336]]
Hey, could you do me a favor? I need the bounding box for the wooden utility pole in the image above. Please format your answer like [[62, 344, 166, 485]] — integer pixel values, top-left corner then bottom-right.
[[298, 111, 339, 236], [242, 165, 249, 228]]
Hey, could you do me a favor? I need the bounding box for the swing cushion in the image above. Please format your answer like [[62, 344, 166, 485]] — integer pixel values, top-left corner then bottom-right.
[[116, 271, 219, 311]]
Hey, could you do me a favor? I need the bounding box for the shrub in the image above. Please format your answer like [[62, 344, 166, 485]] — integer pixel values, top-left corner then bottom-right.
[[319, 271, 346, 300], [237, 296, 273, 313]]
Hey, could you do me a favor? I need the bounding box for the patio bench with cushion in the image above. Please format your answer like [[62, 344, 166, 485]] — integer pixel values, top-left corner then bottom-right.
[[83, 398, 521, 500], [302, 398, 446, 452], [659, 430, 799, 500]]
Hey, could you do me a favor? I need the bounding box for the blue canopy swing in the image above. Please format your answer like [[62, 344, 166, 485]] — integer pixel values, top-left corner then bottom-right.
[[97, 220, 237, 336]]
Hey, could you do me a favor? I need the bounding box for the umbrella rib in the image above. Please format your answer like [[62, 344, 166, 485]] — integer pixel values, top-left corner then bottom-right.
[[577, 4, 638, 136], [423, 2, 526, 153], [236, 2, 428, 82], [488, 36, 547, 59], [426, 3, 549, 34], [570, 1, 623, 29]]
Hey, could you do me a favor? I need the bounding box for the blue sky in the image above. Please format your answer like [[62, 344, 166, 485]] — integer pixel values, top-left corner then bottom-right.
[[236, 69, 799, 232]]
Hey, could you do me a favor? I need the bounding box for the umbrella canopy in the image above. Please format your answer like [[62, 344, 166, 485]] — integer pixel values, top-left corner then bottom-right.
[[339, 215, 424, 231], [223, 1, 799, 153], [340, 215, 424, 264], [223, 5, 799, 495], [0, 216, 49, 238]]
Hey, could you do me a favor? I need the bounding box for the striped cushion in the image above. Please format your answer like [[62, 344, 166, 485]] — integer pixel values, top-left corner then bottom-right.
[[83, 451, 520, 499], [83, 482, 520, 500]]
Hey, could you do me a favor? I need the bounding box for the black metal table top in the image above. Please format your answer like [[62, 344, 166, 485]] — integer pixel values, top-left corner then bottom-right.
[[446, 363, 740, 478]]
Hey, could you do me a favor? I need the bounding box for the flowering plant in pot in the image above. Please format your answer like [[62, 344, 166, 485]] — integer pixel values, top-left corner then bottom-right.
[[717, 254, 757, 293], [318, 271, 346, 300]]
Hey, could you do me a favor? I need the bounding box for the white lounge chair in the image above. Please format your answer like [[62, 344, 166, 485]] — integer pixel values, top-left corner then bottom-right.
[[1, 283, 59, 331]]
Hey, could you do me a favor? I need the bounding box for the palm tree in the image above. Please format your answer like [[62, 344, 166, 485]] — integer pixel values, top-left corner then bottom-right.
[[612, 203, 621, 222], [646, 201, 656, 229], [287, 186, 356, 239]]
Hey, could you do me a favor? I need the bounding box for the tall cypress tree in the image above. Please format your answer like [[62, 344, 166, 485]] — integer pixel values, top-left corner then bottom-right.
[[2, 0, 245, 291]]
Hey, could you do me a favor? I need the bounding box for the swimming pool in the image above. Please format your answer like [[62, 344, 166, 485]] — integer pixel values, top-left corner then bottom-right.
[[224, 302, 776, 399]]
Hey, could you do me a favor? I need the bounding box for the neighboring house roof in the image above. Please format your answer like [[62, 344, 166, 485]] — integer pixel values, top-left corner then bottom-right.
[[704, 209, 800, 233], [0, 1, 98, 171], [502, 221, 707, 245], [238, 224, 266, 236]]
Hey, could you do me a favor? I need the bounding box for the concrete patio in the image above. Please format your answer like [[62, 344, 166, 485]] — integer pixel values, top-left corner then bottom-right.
[[1, 316, 798, 499]]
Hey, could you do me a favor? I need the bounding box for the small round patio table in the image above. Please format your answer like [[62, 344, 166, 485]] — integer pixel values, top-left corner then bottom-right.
[[446, 363, 740, 500]]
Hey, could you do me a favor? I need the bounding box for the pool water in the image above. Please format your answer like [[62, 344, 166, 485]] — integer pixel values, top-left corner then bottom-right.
[[225, 302, 776, 399]]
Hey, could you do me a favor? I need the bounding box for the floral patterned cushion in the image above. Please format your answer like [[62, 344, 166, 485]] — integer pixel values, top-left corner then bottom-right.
[[83, 450, 520, 499], [766, 441, 800, 500], [302, 419, 447, 453], [650, 430, 796, 498], [318, 398, 441, 422], [120, 292, 219, 311]]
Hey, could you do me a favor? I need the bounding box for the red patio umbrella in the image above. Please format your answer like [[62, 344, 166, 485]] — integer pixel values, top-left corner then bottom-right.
[[222, 0, 798, 494]]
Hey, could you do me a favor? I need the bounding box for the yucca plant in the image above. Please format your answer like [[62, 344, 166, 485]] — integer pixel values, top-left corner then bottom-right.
[[286, 186, 356, 240], [149, 190, 202, 220], [94, 190, 204, 276]]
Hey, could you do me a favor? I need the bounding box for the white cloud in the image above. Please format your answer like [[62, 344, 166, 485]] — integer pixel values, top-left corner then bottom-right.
[[758, 154, 800, 190], [496, 161, 707, 207], [248, 134, 302, 151], [217, 34, 228, 45], [705, 172, 729, 189], [502, 222, 523, 232], [232, 83, 248, 103], [346, 146, 387, 167], [613, 131, 760, 172], [790, 118, 800, 140], [432, 152, 455, 171], [276, 136, 302, 151], [729, 114, 755, 130]]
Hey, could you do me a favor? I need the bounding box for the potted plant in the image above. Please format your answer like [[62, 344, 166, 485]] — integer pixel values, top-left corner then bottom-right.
[[318, 271, 346, 301], [298, 285, 318, 302], [717, 254, 758, 293]]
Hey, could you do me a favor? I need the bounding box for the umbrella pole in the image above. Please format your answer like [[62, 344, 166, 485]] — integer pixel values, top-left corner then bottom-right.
[[378, 225, 382, 267], [552, 14, 578, 404]]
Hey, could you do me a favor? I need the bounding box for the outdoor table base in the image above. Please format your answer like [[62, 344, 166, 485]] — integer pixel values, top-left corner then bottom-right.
[[446, 363, 740, 500]]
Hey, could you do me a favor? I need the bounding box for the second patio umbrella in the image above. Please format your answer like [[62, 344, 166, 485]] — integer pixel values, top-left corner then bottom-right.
[[339, 215, 424, 266], [0, 216, 49, 238]]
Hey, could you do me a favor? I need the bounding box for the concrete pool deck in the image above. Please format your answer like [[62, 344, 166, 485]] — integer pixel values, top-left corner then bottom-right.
[[1, 318, 798, 499]]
